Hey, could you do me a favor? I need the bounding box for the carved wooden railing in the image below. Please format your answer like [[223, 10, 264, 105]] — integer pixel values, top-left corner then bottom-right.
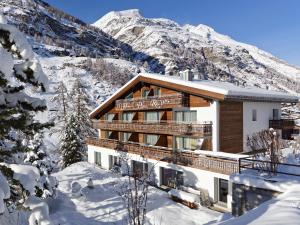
[[115, 94, 187, 111], [86, 138, 239, 175], [93, 120, 212, 137]]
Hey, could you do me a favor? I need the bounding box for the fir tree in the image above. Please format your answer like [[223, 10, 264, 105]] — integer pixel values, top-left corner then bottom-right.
[[0, 16, 53, 210], [24, 133, 57, 198], [60, 115, 84, 168]]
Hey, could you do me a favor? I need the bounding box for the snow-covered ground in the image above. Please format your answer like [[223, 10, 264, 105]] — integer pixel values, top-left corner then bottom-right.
[[218, 184, 300, 225], [49, 162, 221, 225]]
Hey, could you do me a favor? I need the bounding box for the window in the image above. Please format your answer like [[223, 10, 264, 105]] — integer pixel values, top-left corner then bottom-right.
[[125, 92, 133, 99], [132, 160, 148, 177], [105, 131, 112, 139], [175, 110, 197, 122], [94, 152, 101, 166], [142, 89, 150, 98], [122, 112, 133, 122], [273, 109, 279, 120], [217, 178, 228, 204], [121, 132, 132, 142], [145, 111, 160, 122], [161, 167, 184, 188], [106, 113, 115, 122], [144, 134, 159, 145], [154, 88, 161, 96], [252, 109, 257, 121], [109, 155, 120, 169], [175, 136, 198, 150]]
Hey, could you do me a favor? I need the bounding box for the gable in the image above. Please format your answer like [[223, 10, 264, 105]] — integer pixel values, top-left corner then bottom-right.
[[90, 74, 225, 119]]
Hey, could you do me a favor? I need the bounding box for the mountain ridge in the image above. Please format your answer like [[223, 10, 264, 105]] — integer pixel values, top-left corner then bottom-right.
[[93, 9, 300, 93]]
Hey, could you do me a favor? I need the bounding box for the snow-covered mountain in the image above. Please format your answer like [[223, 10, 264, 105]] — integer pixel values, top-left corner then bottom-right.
[[93, 9, 300, 92], [0, 0, 134, 59]]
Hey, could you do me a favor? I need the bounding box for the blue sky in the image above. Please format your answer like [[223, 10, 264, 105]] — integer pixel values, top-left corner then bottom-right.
[[44, 0, 299, 67]]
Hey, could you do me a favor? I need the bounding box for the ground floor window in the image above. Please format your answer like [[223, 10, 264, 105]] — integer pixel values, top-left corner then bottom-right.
[[215, 178, 228, 205], [160, 167, 183, 188], [132, 160, 148, 177], [94, 152, 101, 166], [109, 155, 120, 169]]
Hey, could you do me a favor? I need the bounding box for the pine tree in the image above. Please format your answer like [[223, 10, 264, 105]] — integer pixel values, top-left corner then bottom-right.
[[60, 115, 84, 168], [0, 15, 53, 211]]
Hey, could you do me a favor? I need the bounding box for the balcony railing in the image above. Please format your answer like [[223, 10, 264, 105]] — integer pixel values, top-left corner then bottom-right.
[[269, 119, 295, 129], [93, 120, 212, 137], [86, 138, 239, 175], [115, 94, 187, 111]]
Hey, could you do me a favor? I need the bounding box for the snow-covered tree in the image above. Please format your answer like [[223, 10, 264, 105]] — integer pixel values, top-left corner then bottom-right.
[[70, 78, 94, 139], [60, 115, 84, 168], [50, 81, 69, 135], [0, 14, 53, 225], [24, 133, 57, 198]]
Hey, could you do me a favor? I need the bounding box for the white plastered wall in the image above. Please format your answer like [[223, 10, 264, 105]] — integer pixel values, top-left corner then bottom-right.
[[88, 145, 231, 208], [190, 100, 219, 152], [243, 102, 281, 151]]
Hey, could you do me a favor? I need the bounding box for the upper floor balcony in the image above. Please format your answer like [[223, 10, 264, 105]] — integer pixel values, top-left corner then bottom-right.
[[86, 137, 239, 175], [269, 119, 296, 129], [115, 94, 188, 111], [93, 120, 212, 137]]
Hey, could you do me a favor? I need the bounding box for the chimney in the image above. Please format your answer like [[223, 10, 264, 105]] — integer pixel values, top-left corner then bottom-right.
[[181, 69, 193, 81]]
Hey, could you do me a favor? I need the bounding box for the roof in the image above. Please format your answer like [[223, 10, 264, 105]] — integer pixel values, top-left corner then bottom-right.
[[90, 73, 299, 118]]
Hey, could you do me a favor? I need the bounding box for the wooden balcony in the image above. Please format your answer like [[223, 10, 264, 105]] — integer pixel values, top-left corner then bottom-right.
[[115, 94, 187, 111], [86, 138, 239, 175], [93, 120, 212, 137], [269, 119, 295, 129]]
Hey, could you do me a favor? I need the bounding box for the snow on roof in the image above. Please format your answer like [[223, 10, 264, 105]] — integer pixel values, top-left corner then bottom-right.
[[230, 173, 300, 193], [218, 184, 300, 225], [90, 73, 299, 117], [141, 73, 299, 102]]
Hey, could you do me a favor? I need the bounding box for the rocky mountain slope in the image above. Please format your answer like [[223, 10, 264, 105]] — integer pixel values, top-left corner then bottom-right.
[[93, 9, 300, 93], [0, 0, 134, 58]]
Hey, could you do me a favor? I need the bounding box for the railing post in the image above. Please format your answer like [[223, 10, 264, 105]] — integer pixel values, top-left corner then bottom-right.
[[238, 158, 241, 174]]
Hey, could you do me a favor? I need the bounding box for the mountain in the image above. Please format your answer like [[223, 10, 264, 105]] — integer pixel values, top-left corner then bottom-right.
[[0, 0, 134, 59], [93, 9, 300, 93]]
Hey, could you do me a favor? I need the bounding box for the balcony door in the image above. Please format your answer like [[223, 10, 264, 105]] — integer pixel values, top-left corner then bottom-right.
[[145, 111, 160, 122], [175, 110, 197, 123], [144, 134, 159, 146], [122, 112, 133, 122], [175, 136, 199, 150]]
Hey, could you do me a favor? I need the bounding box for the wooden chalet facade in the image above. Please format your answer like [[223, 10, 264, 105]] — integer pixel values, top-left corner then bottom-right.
[[87, 71, 298, 209]]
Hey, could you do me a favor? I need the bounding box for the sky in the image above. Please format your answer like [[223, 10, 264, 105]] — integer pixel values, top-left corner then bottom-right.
[[44, 0, 300, 67]]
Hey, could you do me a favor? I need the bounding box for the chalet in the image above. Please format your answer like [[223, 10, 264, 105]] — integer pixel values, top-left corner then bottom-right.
[[87, 71, 298, 210]]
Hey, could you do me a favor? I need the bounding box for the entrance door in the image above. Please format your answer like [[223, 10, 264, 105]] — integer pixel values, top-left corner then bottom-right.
[[215, 178, 228, 206]]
